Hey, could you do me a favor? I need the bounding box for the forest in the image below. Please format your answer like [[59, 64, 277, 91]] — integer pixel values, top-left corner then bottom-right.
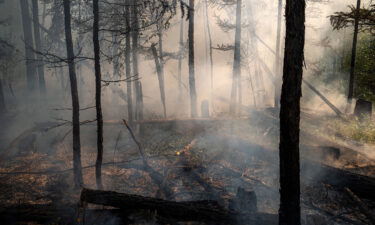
[[0, 0, 374, 224]]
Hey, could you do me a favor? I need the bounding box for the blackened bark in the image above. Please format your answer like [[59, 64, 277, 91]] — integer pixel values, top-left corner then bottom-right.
[[348, 0, 361, 102], [230, 0, 242, 115], [151, 45, 167, 118], [0, 78, 5, 113], [131, 0, 143, 120], [188, 0, 197, 118], [125, 0, 133, 123], [279, 0, 305, 224], [31, 0, 46, 94], [63, 0, 83, 188], [157, 24, 167, 118], [19, 0, 37, 91], [274, 0, 282, 107], [93, 0, 104, 190]]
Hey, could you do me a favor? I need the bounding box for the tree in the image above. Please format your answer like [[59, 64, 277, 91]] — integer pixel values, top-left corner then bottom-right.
[[274, 0, 283, 107], [19, 0, 37, 91], [188, 0, 198, 118], [63, 0, 83, 188], [93, 0, 104, 190], [0, 77, 5, 114], [125, 0, 133, 123], [229, 0, 242, 115], [31, 0, 46, 94], [348, 0, 361, 103], [278, 0, 305, 224], [151, 44, 167, 118]]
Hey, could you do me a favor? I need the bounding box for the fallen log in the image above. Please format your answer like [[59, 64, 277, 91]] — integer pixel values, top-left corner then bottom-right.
[[80, 188, 277, 224]]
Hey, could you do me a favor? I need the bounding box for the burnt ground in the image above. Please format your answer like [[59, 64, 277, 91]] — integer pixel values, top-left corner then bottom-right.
[[0, 109, 374, 225]]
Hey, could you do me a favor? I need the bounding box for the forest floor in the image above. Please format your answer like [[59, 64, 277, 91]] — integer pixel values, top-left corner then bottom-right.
[[0, 108, 374, 224]]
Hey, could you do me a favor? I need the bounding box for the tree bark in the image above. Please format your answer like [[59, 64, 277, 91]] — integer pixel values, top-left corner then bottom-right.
[[31, 0, 46, 94], [125, 0, 133, 123], [19, 0, 37, 91], [151, 45, 167, 118], [131, 0, 143, 120], [93, 0, 104, 190], [348, 0, 361, 102], [274, 0, 282, 107], [279, 0, 305, 224], [230, 0, 242, 115], [188, 0, 198, 118], [204, 0, 214, 96], [157, 23, 167, 118], [63, 0, 83, 188]]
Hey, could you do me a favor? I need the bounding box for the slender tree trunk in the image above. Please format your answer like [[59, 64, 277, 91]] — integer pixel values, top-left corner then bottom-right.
[[131, 0, 143, 120], [348, 0, 361, 102], [63, 0, 83, 188], [125, 0, 133, 123], [279, 0, 305, 224], [230, 0, 242, 115], [19, 0, 37, 91], [93, 0, 104, 190], [157, 22, 167, 118], [0, 78, 5, 114], [112, 33, 120, 78], [151, 44, 167, 118], [188, 0, 197, 118], [31, 0, 46, 94], [204, 0, 214, 96], [274, 0, 282, 107], [177, 17, 184, 104]]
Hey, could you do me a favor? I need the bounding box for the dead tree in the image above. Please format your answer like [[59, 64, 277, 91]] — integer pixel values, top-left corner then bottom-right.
[[31, 0, 46, 94], [204, 0, 214, 95], [177, 16, 184, 104], [348, 0, 361, 103], [188, 0, 198, 118], [19, 0, 37, 91], [151, 44, 167, 118], [125, 0, 133, 123], [279, 0, 305, 224], [63, 0, 83, 188], [93, 0, 104, 189], [230, 0, 242, 115], [274, 0, 283, 107]]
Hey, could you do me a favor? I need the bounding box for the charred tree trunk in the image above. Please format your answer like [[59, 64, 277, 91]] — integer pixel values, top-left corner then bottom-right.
[[31, 0, 46, 94], [93, 0, 104, 190], [279, 0, 305, 224], [348, 0, 361, 103], [274, 0, 282, 108], [0, 78, 5, 114], [188, 0, 198, 118], [230, 0, 242, 115], [177, 17, 184, 104], [19, 0, 37, 91], [63, 0, 83, 188], [125, 0, 133, 123], [131, 0, 143, 120], [151, 45, 167, 118]]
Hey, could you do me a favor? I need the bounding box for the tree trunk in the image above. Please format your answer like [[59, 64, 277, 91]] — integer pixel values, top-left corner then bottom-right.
[[19, 0, 37, 91], [348, 0, 361, 102], [131, 0, 143, 120], [31, 0, 46, 94], [157, 23, 167, 118], [177, 17, 184, 104], [204, 0, 214, 96], [0, 78, 5, 114], [151, 45, 167, 118], [279, 0, 305, 224], [188, 0, 198, 118], [230, 0, 242, 115], [274, 0, 282, 107], [93, 0, 104, 190], [125, 0, 133, 123], [63, 0, 83, 188]]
